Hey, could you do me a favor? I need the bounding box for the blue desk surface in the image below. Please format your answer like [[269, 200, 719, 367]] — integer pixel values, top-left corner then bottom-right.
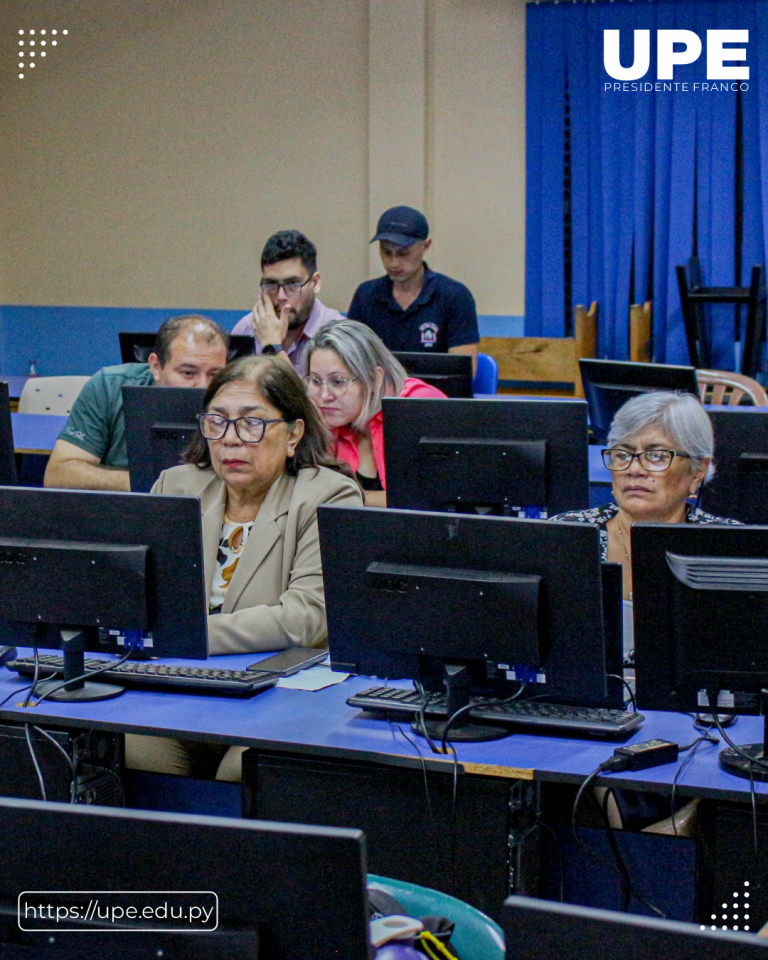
[[11, 412, 67, 454], [5, 375, 29, 400], [0, 650, 764, 803]]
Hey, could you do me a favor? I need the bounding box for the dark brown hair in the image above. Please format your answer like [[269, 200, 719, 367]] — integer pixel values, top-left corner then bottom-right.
[[182, 355, 354, 479]]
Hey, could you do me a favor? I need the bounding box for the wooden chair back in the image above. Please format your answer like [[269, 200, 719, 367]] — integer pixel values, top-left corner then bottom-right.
[[479, 302, 598, 397], [696, 369, 768, 406]]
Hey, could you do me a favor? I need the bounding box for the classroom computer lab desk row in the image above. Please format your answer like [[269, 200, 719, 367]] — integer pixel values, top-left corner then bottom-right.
[[0, 649, 767, 925]]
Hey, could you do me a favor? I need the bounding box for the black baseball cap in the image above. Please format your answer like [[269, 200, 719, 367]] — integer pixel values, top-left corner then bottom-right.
[[370, 206, 429, 247]]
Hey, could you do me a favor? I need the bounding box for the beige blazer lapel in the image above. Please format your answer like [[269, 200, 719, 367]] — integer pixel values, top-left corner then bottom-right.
[[198, 474, 228, 604], [222, 471, 296, 613]]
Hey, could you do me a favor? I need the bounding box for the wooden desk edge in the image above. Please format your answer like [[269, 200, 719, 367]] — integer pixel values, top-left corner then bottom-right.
[[462, 762, 534, 780]]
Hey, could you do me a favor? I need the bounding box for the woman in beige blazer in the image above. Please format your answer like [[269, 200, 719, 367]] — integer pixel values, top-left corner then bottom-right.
[[126, 354, 362, 778]]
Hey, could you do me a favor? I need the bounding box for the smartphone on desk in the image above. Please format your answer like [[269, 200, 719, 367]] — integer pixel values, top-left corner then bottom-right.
[[247, 647, 328, 677]]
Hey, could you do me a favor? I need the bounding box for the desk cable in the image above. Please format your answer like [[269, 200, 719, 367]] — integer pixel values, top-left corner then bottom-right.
[[413, 681, 528, 895], [385, 712, 452, 893], [28, 650, 132, 708], [13, 648, 132, 803], [705, 702, 762, 852], [669, 721, 720, 838], [571, 741, 664, 919]]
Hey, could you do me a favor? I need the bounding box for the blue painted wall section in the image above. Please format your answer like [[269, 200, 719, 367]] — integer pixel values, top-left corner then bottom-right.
[[0, 306, 525, 376]]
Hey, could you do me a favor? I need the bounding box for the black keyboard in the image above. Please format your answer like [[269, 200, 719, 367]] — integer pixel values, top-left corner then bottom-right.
[[346, 686, 644, 738], [7, 655, 278, 698]]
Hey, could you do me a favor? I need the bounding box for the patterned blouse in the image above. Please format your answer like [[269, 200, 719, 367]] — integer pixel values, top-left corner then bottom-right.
[[550, 502, 741, 561], [209, 519, 255, 613]]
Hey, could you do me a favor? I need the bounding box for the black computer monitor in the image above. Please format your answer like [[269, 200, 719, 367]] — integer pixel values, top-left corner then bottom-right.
[[700, 407, 768, 523], [0, 487, 207, 701], [383, 397, 589, 517], [501, 897, 768, 960], [392, 351, 473, 398], [632, 523, 768, 781], [119, 331, 254, 365], [123, 385, 205, 492], [579, 359, 700, 443], [318, 504, 614, 739], [0, 382, 17, 485], [0, 796, 369, 960]]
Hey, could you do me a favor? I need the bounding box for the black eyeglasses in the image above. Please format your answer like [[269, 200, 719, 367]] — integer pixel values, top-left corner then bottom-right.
[[601, 448, 692, 472], [259, 276, 314, 298], [197, 413, 290, 443]]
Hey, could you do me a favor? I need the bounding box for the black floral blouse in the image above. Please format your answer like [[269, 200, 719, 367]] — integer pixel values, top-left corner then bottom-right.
[[550, 502, 741, 560]]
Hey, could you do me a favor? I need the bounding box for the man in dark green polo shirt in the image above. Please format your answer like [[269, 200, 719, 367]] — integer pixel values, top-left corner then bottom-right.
[[44, 314, 229, 492]]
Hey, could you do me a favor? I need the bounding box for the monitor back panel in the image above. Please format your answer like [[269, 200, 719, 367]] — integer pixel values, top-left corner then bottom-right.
[[119, 332, 254, 364], [319, 504, 608, 703], [579, 359, 699, 443], [0, 487, 208, 658], [393, 351, 474, 398], [501, 897, 768, 960], [123, 386, 206, 493], [0, 797, 369, 960], [632, 523, 768, 713], [0, 381, 17, 485], [701, 407, 768, 523], [383, 397, 589, 516]]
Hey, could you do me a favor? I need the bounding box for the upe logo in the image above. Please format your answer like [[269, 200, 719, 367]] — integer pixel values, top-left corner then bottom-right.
[[604, 30, 748, 81]]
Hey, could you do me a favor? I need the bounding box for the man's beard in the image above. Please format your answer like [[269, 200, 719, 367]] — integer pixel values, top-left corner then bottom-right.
[[287, 297, 314, 329]]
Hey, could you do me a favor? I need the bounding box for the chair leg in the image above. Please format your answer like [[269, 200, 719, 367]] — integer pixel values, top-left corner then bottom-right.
[[677, 265, 701, 367], [741, 266, 765, 379]]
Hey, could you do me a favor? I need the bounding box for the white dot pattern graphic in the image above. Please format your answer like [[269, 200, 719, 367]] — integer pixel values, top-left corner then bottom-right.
[[14, 27, 67, 77], [711, 883, 754, 931]]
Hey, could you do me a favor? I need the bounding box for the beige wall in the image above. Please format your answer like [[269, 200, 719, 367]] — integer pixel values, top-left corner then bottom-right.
[[0, 0, 526, 317]]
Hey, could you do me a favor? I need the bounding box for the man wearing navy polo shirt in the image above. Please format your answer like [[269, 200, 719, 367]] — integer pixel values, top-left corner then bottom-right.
[[348, 206, 479, 372]]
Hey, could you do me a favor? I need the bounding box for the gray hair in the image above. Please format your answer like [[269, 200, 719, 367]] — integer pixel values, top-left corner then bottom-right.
[[307, 319, 407, 431], [607, 391, 715, 479]]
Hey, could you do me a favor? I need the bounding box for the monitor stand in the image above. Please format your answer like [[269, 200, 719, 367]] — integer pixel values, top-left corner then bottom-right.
[[33, 628, 124, 703], [411, 663, 509, 744], [718, 690, 768, 782]]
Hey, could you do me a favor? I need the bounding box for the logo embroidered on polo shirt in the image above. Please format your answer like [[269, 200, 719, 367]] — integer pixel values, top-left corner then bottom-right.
[[419, 322, 439, 348]]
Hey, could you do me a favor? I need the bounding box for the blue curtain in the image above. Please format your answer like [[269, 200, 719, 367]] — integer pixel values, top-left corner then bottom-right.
[[526, 0, 768, 367]]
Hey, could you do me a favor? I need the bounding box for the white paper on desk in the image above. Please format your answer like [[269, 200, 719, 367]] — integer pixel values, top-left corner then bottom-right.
[[276, 665, 350, 691]]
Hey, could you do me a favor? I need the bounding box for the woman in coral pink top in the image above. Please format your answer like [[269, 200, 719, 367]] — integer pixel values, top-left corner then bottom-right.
[[305, 319, 447, 505]]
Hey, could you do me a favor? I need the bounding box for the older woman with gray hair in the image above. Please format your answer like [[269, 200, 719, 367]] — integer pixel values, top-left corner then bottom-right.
[[552, 391, 739, 601], [305, 319, 446, 506]]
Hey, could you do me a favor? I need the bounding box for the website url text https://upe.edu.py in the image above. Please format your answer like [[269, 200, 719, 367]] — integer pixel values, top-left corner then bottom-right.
[[17, 892, 218, 932]]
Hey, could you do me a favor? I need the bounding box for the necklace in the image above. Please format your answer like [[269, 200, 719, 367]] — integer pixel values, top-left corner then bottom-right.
[[616, 521, 633, 601]]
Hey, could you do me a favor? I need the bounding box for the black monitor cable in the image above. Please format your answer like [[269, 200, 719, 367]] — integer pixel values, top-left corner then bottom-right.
[[707, 700, 768, 773], [30, 725, 76, 802], [0, 682, 40, 709], [30, 650, 132, 707], [536, 818, 565, 903], [22, 644, 41, 708], [385, 715, 451, 892], [439, 683, 528, 894], [572, 763, 665, 918], [708, 707, 760, 852], [24, 725, 46, 801], [439, 683, 528, 757], [670, 727, 719, 837], [606, 673, 636, 711], [599, 788, 631, 911]]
